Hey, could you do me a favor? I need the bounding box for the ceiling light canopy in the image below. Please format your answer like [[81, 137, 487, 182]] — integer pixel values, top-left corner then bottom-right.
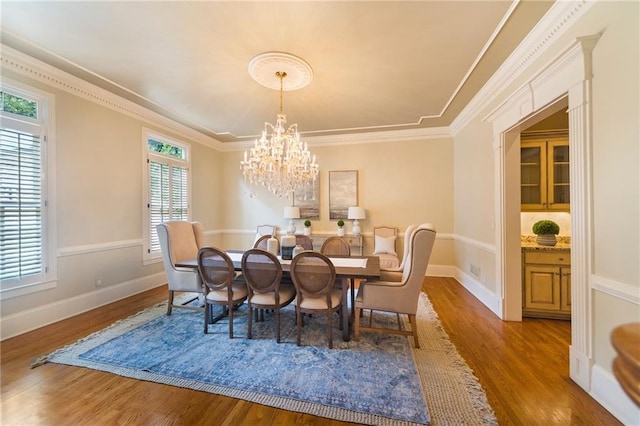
[[241, 52, 318, 199]]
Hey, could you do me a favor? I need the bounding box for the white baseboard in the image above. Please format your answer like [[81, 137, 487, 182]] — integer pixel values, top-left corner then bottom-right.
[[590, 363, 640, 425], [569, 345, 593, 391], [426, 264, 455, 277], [0, 272, 167, 341], [455, 268, 501, 317]]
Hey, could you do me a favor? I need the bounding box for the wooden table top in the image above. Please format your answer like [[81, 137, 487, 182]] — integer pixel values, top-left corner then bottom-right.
[[177, 252, 381, 279]]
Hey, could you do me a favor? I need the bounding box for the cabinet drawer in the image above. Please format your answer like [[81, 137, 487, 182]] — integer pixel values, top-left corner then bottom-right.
[[524, 250, 570, 265], [343, 237, 359, 246]]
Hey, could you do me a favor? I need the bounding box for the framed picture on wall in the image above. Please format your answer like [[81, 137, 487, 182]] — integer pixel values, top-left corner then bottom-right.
[[329, 170, 358, 220], [294, 174, 320, 220]]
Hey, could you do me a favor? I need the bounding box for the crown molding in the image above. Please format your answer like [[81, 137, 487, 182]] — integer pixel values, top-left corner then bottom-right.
[[0, 44, 225, 151], [3, 43, 452, 152], [222, 126, 453, 152], [450, 0, 595, 136]]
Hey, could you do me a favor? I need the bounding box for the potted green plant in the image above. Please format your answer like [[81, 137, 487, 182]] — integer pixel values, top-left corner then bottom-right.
[[337, 219, 345, 236], [303, 219, 312, 236], [532, 219, 560, 246]]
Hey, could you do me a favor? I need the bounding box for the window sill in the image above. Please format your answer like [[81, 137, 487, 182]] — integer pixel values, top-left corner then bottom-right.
[[0, 279, 58, 301]]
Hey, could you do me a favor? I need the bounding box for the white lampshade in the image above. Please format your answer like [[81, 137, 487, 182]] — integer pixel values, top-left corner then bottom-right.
[[348, 206, 366, 220], [283, 206, 301, 219]]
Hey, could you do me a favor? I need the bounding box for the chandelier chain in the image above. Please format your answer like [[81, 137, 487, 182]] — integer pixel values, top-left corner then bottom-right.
[[276, 71, 287, 114]]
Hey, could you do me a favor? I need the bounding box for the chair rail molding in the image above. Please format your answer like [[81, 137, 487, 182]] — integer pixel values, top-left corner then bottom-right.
[[452, 233, 495, 254], [57, 239, 142, 257], [591, 274, 640, 306]]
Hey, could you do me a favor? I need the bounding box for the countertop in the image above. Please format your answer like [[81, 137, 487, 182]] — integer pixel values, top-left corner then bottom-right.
[[521, 235, 571, 251]]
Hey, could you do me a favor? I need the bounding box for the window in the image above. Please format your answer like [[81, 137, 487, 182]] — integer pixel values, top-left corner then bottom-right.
[[143, 129, 190, 262], [0, 82, 56, 297]]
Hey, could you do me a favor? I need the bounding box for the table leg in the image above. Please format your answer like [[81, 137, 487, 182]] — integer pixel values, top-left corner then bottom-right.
[[341, 277, 350, 341]]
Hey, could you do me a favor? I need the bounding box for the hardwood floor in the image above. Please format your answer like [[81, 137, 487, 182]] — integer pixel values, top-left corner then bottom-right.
[[1, 277, 620, 425]]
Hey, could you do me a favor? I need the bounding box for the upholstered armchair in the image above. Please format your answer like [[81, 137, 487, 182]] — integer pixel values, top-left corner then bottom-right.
[[373, 226, 400, 270], [354, 223, 436, 348], [157, 221, 205, 315], [254, 224, 277, 244], [378, 224, 418, 282]]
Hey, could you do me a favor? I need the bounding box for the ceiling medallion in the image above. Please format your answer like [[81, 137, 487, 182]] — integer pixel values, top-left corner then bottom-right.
[[248, 52, 313, 91]]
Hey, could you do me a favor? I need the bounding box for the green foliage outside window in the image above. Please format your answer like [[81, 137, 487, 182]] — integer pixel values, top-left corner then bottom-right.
[[147, 139, 184, 159], [1, 91, 38, 119]]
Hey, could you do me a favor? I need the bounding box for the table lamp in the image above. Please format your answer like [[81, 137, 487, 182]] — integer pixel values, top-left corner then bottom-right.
[[348, 206, 366, 235], [283, 206, 301, 234]]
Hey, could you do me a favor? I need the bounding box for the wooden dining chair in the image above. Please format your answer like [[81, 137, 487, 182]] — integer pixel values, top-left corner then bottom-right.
[[241, 248, 295, 343], [320, 237, 353, 312], [254, 234, 279, 253], [197, 247, 248, 338], [294, 234, 314, 251], [320, 236, 351, 256], [290, 251, 342, 349]]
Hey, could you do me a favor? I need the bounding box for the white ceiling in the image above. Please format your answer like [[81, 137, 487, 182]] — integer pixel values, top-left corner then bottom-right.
[[1, 1, 554, 143]]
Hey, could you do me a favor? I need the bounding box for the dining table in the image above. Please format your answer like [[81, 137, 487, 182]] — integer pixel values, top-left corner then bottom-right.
[[176, 251, 381, 341]]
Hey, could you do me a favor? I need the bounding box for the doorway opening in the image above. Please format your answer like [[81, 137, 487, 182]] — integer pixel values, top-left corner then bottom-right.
[[520, 107, 571, 321]]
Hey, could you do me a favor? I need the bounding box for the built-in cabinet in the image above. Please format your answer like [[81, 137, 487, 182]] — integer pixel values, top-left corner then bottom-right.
[[522, 249, 571, 320], [521, 133, 570, 211]]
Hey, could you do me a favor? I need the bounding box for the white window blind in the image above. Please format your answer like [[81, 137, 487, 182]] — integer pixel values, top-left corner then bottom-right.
[[147, 159, 188, 254], [0, 128, 43, 281]]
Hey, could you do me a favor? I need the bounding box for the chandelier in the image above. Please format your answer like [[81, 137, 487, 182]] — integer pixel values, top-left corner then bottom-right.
[[241, 55, 319, 199]]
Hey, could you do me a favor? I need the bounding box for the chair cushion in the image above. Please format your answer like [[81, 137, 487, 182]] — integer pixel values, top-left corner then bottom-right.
[[298, 288, 342, 310], [378, 253, 400, 269], [206, 281, 248, 303], [250, 285, 296, 306], [374, 235, 397, 255]]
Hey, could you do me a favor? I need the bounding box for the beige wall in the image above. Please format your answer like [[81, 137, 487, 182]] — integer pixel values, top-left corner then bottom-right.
[[0, 69, 222, 321], [220, 138, 455, 265], [586, 0, 639, 375], [223, 139, 454, 234]]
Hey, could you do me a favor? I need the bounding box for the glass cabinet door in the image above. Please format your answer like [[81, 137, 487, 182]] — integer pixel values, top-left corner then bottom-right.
[[548, 141, 570, 209], [520, 137, 569, 212], [520, 141, 547, 210]]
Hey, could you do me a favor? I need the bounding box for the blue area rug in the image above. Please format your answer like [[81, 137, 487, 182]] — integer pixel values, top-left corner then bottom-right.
[[40, 298, 430, 425]]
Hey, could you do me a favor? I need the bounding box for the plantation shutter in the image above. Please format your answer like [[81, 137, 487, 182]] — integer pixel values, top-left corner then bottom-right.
[[148, 159, 188, 254], [0, 128, 43, 281]]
